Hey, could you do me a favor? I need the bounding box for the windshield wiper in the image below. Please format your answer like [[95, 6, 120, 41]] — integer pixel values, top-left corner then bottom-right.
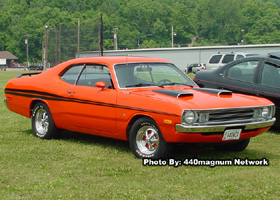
[[160, 82, 194, 87], [126, 83, 164, 88]]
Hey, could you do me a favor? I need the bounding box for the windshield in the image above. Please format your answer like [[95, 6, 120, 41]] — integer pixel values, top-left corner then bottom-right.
[[114, 63, 195, 88]]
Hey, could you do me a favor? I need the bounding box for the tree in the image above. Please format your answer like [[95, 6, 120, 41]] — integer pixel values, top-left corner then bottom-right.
[[194, 0, 243, 45], [2, 0, 280, 63]]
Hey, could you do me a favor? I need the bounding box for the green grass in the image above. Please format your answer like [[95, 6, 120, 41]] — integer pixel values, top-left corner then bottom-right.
[[1, 71, 280, 200]]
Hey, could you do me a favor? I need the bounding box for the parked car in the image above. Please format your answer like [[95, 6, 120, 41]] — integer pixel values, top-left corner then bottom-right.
[[185, 63, 206, 73], [194, 52, 280, 126], [28, 63, 43, 71], [4, 56, 275, 158], [9, 62, 24, 68], [206, 52, 258, 70]]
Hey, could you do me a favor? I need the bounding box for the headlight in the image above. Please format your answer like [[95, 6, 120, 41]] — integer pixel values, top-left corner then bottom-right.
[[261, 106, 274, 119], [199, 113, 209, 123], [182, 110, 197, 125], [254, 106, 275, 120], [262, 107, 269, 118]]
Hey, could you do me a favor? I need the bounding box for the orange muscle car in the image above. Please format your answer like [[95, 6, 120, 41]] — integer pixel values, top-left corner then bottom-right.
[[4, 56, 276, 158]]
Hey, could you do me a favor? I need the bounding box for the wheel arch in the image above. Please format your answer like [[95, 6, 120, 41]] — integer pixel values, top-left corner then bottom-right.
[[126, 114, 157, 140], [29, 99, 50, 117]]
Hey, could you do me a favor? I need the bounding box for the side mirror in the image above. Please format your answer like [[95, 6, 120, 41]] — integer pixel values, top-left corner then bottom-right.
[[95, 81, 106, 90]]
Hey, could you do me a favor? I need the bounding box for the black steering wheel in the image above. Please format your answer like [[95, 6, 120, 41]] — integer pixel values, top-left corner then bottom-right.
[[158, 79, 172, 84]]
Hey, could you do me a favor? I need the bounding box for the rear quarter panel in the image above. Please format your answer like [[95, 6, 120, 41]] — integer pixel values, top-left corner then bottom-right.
[[5, 78, 36, 118]]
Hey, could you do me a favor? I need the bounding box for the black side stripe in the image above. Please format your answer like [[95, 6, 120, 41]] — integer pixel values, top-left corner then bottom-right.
[[5, 88, 179, 117]]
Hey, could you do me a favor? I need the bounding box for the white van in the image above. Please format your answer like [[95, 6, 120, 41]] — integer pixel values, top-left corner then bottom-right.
[[206, 52, 258, 70]]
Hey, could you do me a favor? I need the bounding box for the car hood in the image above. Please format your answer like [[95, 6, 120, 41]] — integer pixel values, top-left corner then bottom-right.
[[127, 87, 272, 110]]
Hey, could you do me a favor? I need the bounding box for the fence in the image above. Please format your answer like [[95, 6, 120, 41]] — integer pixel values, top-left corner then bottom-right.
[[47, 18, 102, 67]]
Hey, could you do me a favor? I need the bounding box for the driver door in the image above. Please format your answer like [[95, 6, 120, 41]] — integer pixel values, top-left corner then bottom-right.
[[59, 64, 117, 135], [216, 60, 259, 96]]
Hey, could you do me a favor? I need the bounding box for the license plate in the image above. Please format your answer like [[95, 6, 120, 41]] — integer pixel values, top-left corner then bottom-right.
[[222, 129, 242, 141]]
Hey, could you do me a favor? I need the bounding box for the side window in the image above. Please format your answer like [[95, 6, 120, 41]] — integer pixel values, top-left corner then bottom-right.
[[209, 55, 222, 64], [261, 62, 280, 88], [77, 65, 113, 88], [61, 65, 84, 84], [226, 60, 259, 82], [60, 64, 113, 88], [222, 54, 234, 64]]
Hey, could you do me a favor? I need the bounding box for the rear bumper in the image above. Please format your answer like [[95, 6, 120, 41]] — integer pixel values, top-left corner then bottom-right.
[[175, 118, 276, 133]]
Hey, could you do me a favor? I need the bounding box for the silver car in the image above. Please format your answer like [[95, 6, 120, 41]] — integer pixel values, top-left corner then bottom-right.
[[185, 63, 206, 73]]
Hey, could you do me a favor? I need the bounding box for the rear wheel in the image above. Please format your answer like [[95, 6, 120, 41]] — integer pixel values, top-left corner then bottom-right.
[[214, 138, 250, 152], [129, 117, 171, 159], [31, 102, 59, 139]]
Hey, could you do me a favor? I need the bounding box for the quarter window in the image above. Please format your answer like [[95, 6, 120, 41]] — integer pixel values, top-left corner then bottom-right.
[[261, 62, 280, 88], [61, 65, 84, 84]]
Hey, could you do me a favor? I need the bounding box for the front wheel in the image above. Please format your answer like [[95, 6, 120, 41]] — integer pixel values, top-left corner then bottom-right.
[[129, 117, 171, 159], [31, 102, 59, 139]]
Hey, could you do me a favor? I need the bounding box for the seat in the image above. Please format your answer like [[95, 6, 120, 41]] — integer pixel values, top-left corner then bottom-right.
[[228, 68, 243, 80]]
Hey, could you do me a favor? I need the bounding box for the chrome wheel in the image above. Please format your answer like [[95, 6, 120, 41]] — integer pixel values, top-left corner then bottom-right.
[[34, 108, 49, 137], [129, 117, 171, 158], [32, 102, 60, 139], [136, 126, 160, 155]]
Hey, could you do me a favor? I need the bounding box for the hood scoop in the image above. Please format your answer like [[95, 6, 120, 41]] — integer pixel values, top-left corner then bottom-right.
[[193, 88, 232, 97], [153, 89, 193, 98]]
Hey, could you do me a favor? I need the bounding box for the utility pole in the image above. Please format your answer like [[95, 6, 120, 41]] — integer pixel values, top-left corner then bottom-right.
[[113, 28, 118, 50], [24, 35, 29, 71], [99, 13, 104, 56], [171, 26, 176, 48], [77, 19, 80, 58], [43, 25, 49, 71], [58, 24, 61, 63]]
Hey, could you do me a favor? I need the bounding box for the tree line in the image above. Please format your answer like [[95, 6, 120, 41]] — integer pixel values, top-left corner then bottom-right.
[[1, 0, 280, 63]]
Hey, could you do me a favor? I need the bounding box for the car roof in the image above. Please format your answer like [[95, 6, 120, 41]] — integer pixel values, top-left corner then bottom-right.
[[215, 52, 256, 55], [241, 53, 280, 61], [44, 56, 172, 75], [63, 56, 171, 67], [267, 52, 280, 59]]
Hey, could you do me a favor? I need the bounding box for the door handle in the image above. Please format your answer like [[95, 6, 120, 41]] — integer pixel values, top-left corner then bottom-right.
[[67, 91, 76, 96]]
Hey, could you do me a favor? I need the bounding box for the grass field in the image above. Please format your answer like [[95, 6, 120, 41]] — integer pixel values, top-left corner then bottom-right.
[[1, 71, 280, 199]]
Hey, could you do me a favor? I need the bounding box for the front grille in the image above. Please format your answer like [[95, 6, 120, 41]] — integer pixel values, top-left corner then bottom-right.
[[207, 108, 255, 125], [178, 105, 275, 133], [192, 107, 262, 126]]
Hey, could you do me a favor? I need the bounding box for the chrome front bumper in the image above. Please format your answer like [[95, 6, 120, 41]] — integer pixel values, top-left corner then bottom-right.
[[176, 118, 276, 133]]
